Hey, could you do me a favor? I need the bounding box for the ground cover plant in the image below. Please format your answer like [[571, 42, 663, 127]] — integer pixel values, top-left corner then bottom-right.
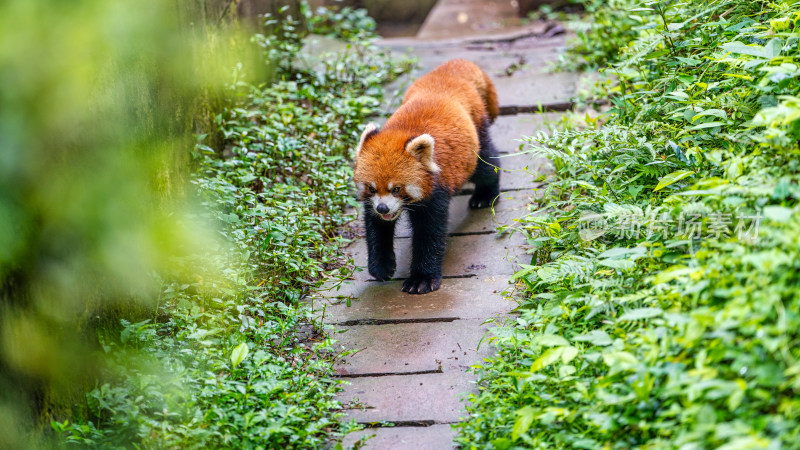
[[0, 2, 408, 447], [458, 0, 800, 448]]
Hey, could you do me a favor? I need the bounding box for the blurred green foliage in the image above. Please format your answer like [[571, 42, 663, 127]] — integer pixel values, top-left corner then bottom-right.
[[0, 0, 409, 447], [0, 0, 233, 444], [458, 0, 800, 448]]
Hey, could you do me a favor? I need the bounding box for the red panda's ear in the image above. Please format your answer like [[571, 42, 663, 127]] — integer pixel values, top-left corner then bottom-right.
[[405, 134, 440, 174], [356, 123, 378, 156]]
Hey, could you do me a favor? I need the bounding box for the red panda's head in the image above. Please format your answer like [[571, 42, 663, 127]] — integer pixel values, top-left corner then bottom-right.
[[353, 123, 439, 221]]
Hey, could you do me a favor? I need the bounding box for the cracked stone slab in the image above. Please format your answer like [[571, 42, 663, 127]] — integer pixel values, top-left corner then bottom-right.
[[316, 275, 514, 324], [339, 372, 474, 423], [342, 424, 457, 449], [345, 231, 528, 281], [332, 319, 495, 375]]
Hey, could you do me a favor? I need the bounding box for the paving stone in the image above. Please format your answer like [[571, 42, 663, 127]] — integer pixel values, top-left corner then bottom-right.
[[332, 319, 495, 375], [494, 71, 578, 110], [492, 112, 565, 152], [342, 424, 457, 449], [317, 275, 514, 323], [380, 48, 577, 113], [339, 372, 474, 423], [390, 42, 565, 77], [416, 0, 521, 40], [391, 190, 539, 238], [376, 42, 567, 115], [497, 156, 552, 190], [345, 231, 528, 281]]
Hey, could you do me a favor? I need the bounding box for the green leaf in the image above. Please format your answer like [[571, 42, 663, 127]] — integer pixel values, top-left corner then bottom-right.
[[721, 38, 782, 59], [512, 406, 535, 441], [537, 334, 569, 347], [572, 330, 613, 346], [598, 246, 646, 260], [530, 347, 563, 372], [561, 346, 579, 364], [691, 109, 728, 122], [230, 342, 250, 368], [763, 205, 793, 223], [654, 170, 694, 191], [597, 259, 635, 271], [717, 437, 774, 450], [619, 307, 663, 321], [579, 227, 605, 241], [688, 121, 725, 130], [491, 438, 513, 450], [644, 49, 669, 59], [602, 351, 639, 373], [728, 379, 746, 412]]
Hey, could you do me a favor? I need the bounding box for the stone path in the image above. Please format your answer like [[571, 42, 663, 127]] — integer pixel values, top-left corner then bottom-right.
[[310, 3, 575, 448]]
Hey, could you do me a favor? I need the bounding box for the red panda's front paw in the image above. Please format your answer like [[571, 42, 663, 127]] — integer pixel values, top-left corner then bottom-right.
[[368, 259, 396, 282], [402, 275, 442, 295]]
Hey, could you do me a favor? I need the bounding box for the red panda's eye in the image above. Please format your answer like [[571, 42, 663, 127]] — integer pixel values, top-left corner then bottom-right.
[[391, 186, 401, 194], [368, 186, 377, 194]]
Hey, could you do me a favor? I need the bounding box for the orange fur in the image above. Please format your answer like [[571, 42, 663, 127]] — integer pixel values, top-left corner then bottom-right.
[[354, 59, 498, 200]]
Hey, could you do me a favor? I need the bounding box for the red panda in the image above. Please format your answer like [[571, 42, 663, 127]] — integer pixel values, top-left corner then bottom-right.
[[353, 59, 501, 294]]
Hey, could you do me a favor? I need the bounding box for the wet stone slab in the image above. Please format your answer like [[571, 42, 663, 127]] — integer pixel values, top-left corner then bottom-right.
[[342, 424, 457, 450], [344, 232, 528, 281], [316, 275, 514, 324], [332, 319, 496, 375], [339, 371, 475, 424]]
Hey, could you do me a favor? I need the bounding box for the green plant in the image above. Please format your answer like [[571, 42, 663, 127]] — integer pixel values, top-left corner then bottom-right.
[[559, 0, 642, 70], [48, 4, 411, 448], [458, 1, 800, 448]]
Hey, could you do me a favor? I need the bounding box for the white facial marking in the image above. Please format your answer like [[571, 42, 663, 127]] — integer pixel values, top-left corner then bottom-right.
[[370, 181, 376, 189], [376, 195, 401, 213], [356, 182, 365, 193], [371, 194, 403, 220], [405, 184, 423, 200], [388, 182, 394, 190]]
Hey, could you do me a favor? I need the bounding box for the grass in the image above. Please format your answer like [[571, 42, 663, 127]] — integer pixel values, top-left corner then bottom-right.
[[457, 1, 800, 448]]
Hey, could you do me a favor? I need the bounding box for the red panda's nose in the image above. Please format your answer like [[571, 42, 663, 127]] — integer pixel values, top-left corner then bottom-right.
[[376, 203, 390, 214]]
